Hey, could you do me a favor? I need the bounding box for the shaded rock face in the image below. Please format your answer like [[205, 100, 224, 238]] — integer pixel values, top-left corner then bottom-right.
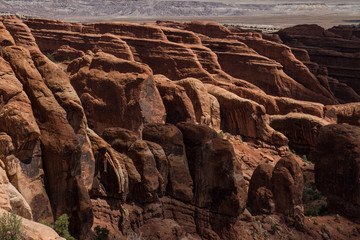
[[310, 124, 360, 220], [101, 127, 164, 203], [177, 122, 247, 216], [278, 24, 360, 103], [248, 164, 275, 215], [248, 156, 304, 226], [142, 124, 194, 203]]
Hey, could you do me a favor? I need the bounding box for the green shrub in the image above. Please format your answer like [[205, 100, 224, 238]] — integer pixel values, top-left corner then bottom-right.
[[46, 53, 57, 63], [304, 203, 328, 216], [54, 214, 76, 240], [270, 225, 278, 235], [0, 211, 25, 240], [41, 214, 76, 240], [93, 226, 109, 240], [303, 182, 328, 216]]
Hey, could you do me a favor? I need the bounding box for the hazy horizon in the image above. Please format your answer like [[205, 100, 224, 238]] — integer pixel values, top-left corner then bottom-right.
[[1, 0, 360, 28]]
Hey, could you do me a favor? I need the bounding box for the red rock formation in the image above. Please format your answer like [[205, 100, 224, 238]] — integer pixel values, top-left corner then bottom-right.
[[154, 75, 196, 124], [237, 36, 337, 105], [52, 45, 85, 62], [176, 78, 220, 130], [279, 24, 360, 101], [177, 122, 247, 216], [1, 16, 94, 238], [205, 84, 288, 146], [101, 128, 164, 203], [310, 124, 360, 220], [325, 103, 360, 126], [248, 156, 304, 227], [142, 124, 194, 203], [2, 15, 360, 240], [269, 113, 329, 150], [69, 51, 166, 136], [248, 164, 275, 215]]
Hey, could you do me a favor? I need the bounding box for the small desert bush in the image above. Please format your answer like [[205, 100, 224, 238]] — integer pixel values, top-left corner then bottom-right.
[[0, 211, 25, 240], [303, 183, 328, 216], [46, 53, 57, 63], [41, 213, 76, 240], [93, 226, 109, 240]]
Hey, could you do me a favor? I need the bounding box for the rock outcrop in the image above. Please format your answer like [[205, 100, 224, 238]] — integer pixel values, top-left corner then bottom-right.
[[206, 84, 288, 146], [248, 156, 304, 227], [142, 124, 194, 203], [269, 113, 329, 151], [310, 124, 360, 220], [278, 24, 360, 103], [177, 122, 247, 216], [69, 51, 166, 136]]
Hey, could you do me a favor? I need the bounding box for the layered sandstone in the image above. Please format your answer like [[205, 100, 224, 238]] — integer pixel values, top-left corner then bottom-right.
[[278, 24, 360, 102], [1, 15, 360, 240]]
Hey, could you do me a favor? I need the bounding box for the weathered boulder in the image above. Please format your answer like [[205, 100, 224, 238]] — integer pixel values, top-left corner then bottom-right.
[[0, 209, 64, 240], [143, 124, 194, 203], [52, 45, 85, 62], [0, 166, 32, 219], [154, 75, 196, 124], [248, 156, 304, 226], [248, 164, 275, 215], [70, 51, 166, 136], [310, 124, 360, 220], [272, 156, 304, 221], [176, 78, 221, 130]]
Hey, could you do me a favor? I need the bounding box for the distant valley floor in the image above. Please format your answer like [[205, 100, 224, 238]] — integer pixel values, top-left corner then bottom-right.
[[69, 14, 360, 29]]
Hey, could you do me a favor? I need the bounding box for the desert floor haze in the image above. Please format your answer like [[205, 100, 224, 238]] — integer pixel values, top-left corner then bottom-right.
[[1, 0, 360, 28], [0, 1, 359, 240]]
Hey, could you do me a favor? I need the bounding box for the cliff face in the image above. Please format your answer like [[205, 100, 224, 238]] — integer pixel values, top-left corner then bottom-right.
[[278, 24, 360, 104], [0, 16, 360, 240]]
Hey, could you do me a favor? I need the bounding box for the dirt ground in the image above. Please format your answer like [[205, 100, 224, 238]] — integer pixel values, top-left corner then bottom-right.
[[69, 14, 360, 29]]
